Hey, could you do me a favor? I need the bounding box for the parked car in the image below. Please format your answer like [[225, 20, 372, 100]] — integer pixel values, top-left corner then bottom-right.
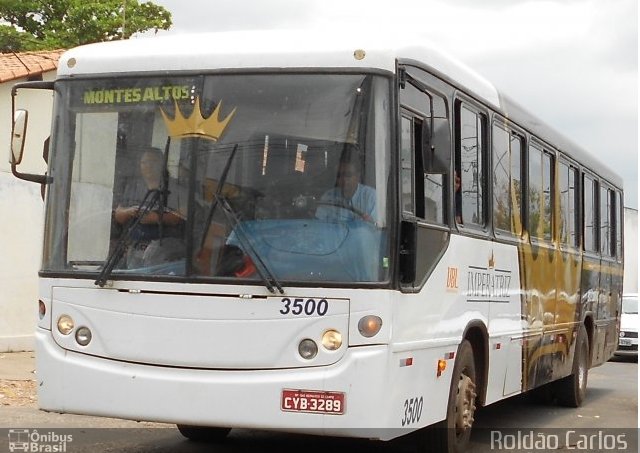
[[615, 294, 638, 358]]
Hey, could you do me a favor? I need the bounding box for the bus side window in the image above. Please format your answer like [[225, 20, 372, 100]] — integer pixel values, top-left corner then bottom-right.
[[492, 123, 523, 236], [558, 160, 580, 248], [600, 185, 615, 257], [455, 102, 487, 227], [616, 191, 623, 260], [583, 174, 598, 253]]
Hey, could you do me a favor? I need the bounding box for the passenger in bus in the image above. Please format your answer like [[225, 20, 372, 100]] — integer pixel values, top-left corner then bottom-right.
[[114, 147, 185, 267], [455, 170, 462, 224], [315, 153, 377, 223]]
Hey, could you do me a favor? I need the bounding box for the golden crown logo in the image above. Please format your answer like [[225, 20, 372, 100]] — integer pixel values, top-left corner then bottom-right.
[[160, 97, 236, 141], [488, 251, 495, 269]]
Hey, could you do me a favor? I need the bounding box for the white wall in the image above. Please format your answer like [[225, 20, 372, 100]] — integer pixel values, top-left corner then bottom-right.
[[0, 71, 55, 352], [624, 207, 638, 294]]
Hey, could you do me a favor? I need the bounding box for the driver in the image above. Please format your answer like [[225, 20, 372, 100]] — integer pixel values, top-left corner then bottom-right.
[[114, 147, 185, 267], [315, 152, 377, 222]]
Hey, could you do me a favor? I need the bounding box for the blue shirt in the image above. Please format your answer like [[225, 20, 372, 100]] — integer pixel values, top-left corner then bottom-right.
[[316, 184, 377, 222]]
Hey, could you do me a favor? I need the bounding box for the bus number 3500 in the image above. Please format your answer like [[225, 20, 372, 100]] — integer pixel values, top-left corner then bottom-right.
[[280, 298, 329, 316], [401, 396, 424, 427]]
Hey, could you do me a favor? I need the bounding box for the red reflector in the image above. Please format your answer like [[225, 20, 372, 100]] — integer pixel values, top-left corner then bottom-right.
[[399, 357, 413, 367], [444, 352, 455, 360]]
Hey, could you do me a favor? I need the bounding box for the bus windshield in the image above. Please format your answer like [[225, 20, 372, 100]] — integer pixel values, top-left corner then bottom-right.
[[43, 73, 392, 286]]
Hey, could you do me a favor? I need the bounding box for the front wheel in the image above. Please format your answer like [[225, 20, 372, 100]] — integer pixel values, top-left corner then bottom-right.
[[423, 339, 478, 453], [176, 425, 231, 442]]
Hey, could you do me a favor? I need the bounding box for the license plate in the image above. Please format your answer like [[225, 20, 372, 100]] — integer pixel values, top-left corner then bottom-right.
[[281, 389, 345, 415], [619, 338, 632, 346]]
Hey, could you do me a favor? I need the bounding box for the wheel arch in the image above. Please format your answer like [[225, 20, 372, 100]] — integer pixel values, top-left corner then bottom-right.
[[582, 313, 594, 367], [462, 321, 489, 407]]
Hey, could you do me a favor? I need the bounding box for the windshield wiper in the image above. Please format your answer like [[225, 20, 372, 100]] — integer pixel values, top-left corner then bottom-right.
[[95, 138, 173, 287], [200, 144, 238, 250], [199, 144, 284, 294], [94, 187, 163, 287], [213, 191, 284, 294]]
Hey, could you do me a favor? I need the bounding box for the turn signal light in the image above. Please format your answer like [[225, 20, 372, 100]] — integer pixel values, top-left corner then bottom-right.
[[437, 359, 447, 377], [358, 315, 382, 337]]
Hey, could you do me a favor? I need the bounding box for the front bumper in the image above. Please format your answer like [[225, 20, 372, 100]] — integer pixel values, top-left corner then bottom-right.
[[615, 334, 638, 356], [36, 329, 400, 439]]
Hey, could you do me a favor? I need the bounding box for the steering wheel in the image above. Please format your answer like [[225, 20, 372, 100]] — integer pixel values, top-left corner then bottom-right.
[[316, 200, 369, 221]]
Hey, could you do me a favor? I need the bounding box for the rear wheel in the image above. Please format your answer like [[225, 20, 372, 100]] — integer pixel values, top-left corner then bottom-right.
[[554, 325, 589, 407], [176, 425, 231, 442], [424, 339, 477, 453]]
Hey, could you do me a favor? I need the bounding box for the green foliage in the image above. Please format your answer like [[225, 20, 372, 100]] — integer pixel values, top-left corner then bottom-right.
[[0, 0, 172, 52]]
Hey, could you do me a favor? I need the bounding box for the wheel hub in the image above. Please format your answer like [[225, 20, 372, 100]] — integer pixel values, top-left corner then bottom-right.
[[455, 373, 477, 433]]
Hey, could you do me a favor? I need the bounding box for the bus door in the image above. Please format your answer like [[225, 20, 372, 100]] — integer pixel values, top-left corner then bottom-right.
[[397, 66, 451, 290]]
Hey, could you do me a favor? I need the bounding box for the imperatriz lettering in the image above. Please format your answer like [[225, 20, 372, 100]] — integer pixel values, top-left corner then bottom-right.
[[467, 271, 511, 299]]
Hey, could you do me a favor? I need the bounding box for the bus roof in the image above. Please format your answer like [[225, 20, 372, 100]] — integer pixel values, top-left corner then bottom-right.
[[57, 30, 621, 187], [58, 30, 501, 104]]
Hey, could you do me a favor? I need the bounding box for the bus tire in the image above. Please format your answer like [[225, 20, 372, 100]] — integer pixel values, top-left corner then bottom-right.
[[176, 425, 231, 442], [555, 325, 589, 407], [425, 339, 477, 453]]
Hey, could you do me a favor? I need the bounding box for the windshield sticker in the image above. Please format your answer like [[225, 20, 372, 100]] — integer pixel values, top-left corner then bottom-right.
[[294, 143, 307, 173], [82, 85, 190, 105], [160, 97, 236, 141]]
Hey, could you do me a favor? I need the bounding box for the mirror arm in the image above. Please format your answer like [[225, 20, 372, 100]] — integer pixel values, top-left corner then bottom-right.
[[11, 163, 52, 184], [11, 81, 54, 96], [10, 81, 55, 186]]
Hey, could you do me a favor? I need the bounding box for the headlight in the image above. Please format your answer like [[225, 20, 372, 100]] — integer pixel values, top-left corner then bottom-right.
[[57, 315, 74, 335], [75, 327, 92, 346], [322, 330, 342, 351], [298, 339, 318, 360], [620, 331, 626, 338]]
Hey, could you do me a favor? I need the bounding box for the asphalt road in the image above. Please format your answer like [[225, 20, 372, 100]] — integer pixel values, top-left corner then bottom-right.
[[0, 357, 636, 453]]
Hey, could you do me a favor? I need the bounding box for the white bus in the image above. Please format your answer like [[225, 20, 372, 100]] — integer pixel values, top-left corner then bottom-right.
[[10, 31, 623, 452]]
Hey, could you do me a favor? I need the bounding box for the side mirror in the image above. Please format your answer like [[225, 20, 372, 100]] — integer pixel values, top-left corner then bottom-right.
[[422, 117, 450, 173], [10, 109, 28, 165]]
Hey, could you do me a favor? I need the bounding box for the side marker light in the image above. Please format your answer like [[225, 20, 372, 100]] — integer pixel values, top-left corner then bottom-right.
[[437, 359, 447, 377]]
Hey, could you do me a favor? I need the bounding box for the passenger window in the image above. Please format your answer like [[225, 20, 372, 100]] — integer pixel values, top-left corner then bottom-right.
[[616, 191, 623, 259], [583, 175, 597, 253], [492, 124, 523, 235], [528, 145, 553, 240], [600, 186, 614, 257], [558, 161, 579, 248], [456, 104, 486, 227]]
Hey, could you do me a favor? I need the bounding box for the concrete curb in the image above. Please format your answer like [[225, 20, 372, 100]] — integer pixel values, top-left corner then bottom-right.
[[0, 352, 36, 381]]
